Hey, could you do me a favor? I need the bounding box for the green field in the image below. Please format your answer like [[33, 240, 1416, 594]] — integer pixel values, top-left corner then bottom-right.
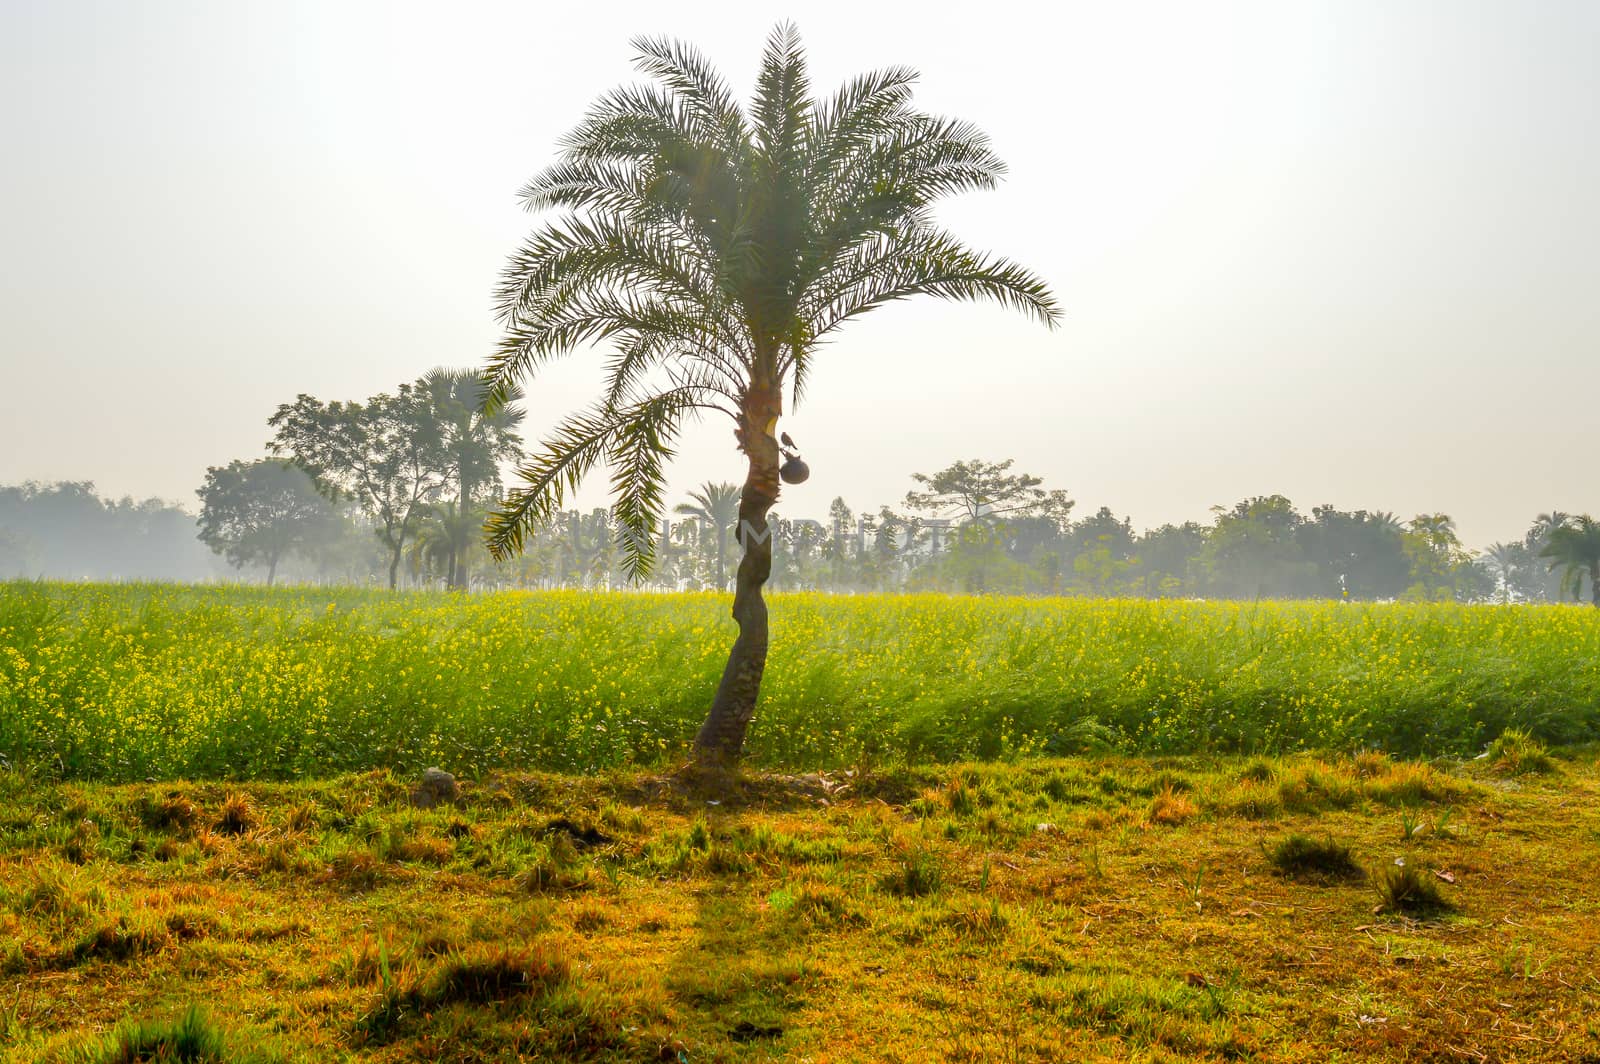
[[3, 582, 1600, 780], [3, 582, 1598, 781]]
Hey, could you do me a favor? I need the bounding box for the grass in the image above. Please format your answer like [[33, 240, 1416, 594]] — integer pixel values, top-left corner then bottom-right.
[[1483, 727, 1556, 775], [1266, 833, 1364, 881], [1374, 861, 1453, 916], [5, 582, 1600, 780], [4, 751, 1600, 1061]]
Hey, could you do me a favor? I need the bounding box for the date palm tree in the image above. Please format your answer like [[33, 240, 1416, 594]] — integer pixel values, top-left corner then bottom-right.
[[1483, 541, 1527, 604], [1540, 514, 1600, 606], [419, 368, 526, 589], [482, 25, 1059, 765], [674, 482, 741, 590]]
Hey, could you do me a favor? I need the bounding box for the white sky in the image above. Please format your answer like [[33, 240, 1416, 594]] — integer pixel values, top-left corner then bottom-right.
[[2, 0, 1596, 548]]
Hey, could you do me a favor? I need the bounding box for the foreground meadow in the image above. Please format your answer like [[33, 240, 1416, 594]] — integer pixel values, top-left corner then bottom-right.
[[3, 583, 1600, 780], [3, 749, 1598, 1061]]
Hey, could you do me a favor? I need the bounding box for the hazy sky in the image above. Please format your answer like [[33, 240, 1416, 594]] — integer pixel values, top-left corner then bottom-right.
[[2, 0, 1596, 548]]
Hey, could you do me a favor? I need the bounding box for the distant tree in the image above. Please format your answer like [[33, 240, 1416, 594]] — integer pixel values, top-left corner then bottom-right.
[[417, 368, 526, 588], [406, 499, 488, 589], [0, 525, 32, 577], [1197, 495, 1315, 599], [674, 483, 741, 591], [269, 385, 453, 590], [1540, 515, 1600, 606], [939, 518, 1020, 594], [905, 459, 1070, 525], [1064, 506, 1134, 561], [1483, 541, 1534, 604], [0, 481, 212, 581], [824, 496, 856, 589], [196, 460, 338, 586], [1135, 521, 1208, 596], [478, 27, 1057, 765], [1521, 512, 1573, 601], [1399, 514, 1492, 601], [1300, 506, 1410, 600]]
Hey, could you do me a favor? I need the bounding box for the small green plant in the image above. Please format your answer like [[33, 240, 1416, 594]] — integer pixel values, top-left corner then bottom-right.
[[1374, 860, 1452, 916], [685, 819, 711, 851], [1400, 808, 1425, 842], [945, 780, 976, 816], [1266, 834, 1363, 881], [1498, 944, 1549, 980], [1181, 866, 1205, 913], [880, 842, 944, 898]]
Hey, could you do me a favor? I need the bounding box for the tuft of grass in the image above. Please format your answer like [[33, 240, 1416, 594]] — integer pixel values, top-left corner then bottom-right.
[[1352, 750, 1391, 779], [1148, 785, 1197, 825], [1483, 728, 1555, 776], [283, 801, 319, 833], [324, 848, 387, 891], [214, 793, 257, 836], [67, 915, 170, 967], [136, 793, 199, 834], [1375, 861, 1452, 916], [1238, 758, 1277, 784], [1266, 834, 1364, 881], [91, 1005, 228, 1063], [880, 842, 944, 898], [424, 945, 570, 1005], [360, 945, 570, 1042]]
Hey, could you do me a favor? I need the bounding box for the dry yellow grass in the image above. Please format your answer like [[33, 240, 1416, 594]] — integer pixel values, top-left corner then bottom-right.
[[3, 751, 1599, 1061]]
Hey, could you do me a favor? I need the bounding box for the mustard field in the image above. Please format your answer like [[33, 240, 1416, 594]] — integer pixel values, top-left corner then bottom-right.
[[2, 582, 1597, 781]]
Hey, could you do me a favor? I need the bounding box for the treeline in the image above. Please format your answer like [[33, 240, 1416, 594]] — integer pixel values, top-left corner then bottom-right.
[[0, 482, 214, 581], [501, 467, 1594, 605], [5, 372, 1598, 604]]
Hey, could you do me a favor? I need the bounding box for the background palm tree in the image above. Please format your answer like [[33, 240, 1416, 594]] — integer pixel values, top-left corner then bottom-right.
[[1483, 541, 1525, 604], [482, 25, 1058, 765], [420, 368, 526, 589], [674, 482, 741, 591], [1540, 514, 1600, 605], [407, 500, 483, 588]]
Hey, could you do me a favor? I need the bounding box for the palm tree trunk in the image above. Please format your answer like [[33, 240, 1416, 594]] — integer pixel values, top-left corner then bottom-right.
[[1591, 560, 1599, 607], [695, 382, 782, 766], [451, 466, 470, 591]]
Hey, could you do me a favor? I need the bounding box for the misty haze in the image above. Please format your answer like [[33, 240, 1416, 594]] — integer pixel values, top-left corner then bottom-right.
[[2, 3, 1598, 1062]]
